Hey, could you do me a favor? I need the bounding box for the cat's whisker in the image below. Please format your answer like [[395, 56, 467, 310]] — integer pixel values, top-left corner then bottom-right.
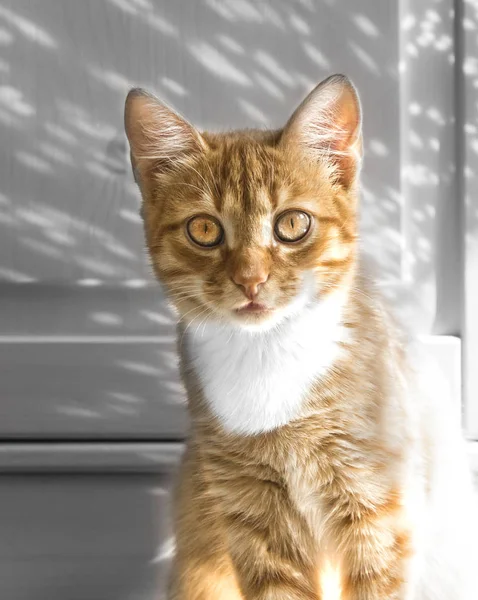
[[204, 159, 221, 199], [194, 310, 212, 339], [169, 181, 207, 195], [181, 306, 212, 344], [184, 162, 216, 200]]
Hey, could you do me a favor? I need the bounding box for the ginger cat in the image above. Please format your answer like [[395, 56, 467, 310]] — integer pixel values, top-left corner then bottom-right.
[[124, 75, 476, 599]]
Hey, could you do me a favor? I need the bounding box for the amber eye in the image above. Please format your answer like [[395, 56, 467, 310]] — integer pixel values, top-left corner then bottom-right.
[[186, 215, 224, 248], [274, 210, 311, 243]]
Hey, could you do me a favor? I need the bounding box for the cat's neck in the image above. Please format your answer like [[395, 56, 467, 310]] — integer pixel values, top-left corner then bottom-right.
[[184, 293, 349, 436]]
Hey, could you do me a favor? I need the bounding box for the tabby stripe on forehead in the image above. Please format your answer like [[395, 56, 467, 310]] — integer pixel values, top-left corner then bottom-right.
[[240, 145, 254, 213]]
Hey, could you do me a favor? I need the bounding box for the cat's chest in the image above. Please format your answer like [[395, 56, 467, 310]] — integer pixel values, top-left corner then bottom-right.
[[186, 304, 346, 435]]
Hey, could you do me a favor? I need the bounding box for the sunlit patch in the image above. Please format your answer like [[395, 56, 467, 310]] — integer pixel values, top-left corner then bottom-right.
[[76, 257, 118, 276], [57, 406, 101, 419], [189, 42, 252, 86], [237, 98, 268, 125], [302, 42, 330, 70], [426, 107, 445, 126], [204, 0, 235, 20], [108, 391, 145, 404], [76, 278, 102, 287], [253, 71, 284, 99], [258, 215, 273, 246], [402, 13, 416, 31], [319, 559, 342, 600], [90, 312, 123, 326], [348, 42, 380, 75], [161, 77, 187, 96], [103, 240, 137, 260], [105, 0, 138, 15], [255, 50, 295, 87], [145, 13, 178, 37], [290, 13, 310, 35], [261, 3, 285, 28], [57, 99, 116, 140], [118, 360, 163, 376], [216, 34, 244, 55], [43, 230, 76, 246], [226, 0, 262, 21], [38, 142, 75, 167], [0, 5, 57, 48], [369, 139, 388, 157], [141, 310, 173, 325], [107, 403, 138, 416], [88, 65, 134, 93], [0, 267, 36, 283], [151, 537, 176, 564], [123, 279, 149, 288], [149, 487, 169, 497], [16, 152, 52, 173], [44, 122, 78, 146], [354, 14, 379, 37], [20, 237, 63, 258], [119, 208, 142, 224]]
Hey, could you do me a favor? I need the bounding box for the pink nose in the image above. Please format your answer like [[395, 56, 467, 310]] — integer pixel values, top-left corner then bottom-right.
[[232, 270, 269, 300]]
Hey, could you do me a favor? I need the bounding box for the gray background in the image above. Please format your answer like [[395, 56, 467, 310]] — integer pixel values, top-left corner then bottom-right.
[[0, 1, 476, 598]]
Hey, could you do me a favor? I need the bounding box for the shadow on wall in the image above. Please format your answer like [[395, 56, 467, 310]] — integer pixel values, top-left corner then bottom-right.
[[0, 0, 405, 285], [0, 0, 474, 433], [0, 0, 467, 308]]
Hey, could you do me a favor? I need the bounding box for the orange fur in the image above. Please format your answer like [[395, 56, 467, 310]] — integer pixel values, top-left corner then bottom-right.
[[125, 76, 423, 600]]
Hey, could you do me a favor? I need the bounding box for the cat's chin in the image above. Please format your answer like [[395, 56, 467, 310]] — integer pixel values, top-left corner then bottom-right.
[[230, 310, 281, 332], [227, 300, 305, 332]]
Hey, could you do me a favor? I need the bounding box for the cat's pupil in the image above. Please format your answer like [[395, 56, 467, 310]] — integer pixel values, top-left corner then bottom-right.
[[204, 223, 208, 234], [290, 217, 295, 229]]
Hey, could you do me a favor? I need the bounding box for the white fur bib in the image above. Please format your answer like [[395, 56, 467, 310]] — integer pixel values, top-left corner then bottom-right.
[[186, 295, 346, 435]]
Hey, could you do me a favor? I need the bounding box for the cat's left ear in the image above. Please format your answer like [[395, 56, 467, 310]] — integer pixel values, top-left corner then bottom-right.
[[124, 88, 207, 186], [280, 74, 362, 189]]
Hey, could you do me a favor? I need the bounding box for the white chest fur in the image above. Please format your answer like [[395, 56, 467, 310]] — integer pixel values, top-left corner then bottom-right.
[[186, 295, 346, 435]]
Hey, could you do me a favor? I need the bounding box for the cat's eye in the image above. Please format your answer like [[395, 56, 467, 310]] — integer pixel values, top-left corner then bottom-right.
[[274, 210, 311, 243], [186, 215, 224, 248]]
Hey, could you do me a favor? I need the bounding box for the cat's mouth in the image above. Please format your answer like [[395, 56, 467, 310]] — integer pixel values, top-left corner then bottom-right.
[[234, 302, 271, 315]]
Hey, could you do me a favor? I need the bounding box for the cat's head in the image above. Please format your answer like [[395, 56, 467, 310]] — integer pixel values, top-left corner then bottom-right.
[[124, 74, 362, 332]]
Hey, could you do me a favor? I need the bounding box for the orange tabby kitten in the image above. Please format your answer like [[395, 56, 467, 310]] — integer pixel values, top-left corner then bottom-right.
[[124, 75, 476, 599]]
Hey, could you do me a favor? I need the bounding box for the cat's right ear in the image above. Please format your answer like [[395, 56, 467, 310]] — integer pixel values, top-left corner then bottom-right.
[[124, 89, 207, 185]]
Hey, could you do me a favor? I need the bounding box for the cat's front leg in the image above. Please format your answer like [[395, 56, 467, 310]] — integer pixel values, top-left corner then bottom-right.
[[332, 495, 415, 600], [220, 477, 321, 600]]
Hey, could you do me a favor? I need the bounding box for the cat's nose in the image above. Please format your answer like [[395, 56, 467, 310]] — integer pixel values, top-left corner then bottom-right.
[[232, 270, 269, 300]]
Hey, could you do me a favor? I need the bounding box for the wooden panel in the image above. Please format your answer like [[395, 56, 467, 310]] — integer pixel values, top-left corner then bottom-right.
[[0, 341, 187, 438], [0, 282, 175, 337], [0, 335, 457, 438], [0, 0, 458, 325], [0, 0, 461, 440], [0, 442, 183, 472], [1, 0, 400, 283], [0, 474, 173, 599]]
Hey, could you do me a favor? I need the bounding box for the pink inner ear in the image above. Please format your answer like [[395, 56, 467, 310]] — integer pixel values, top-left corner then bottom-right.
[[124, 88, 207, 178], [281, 75, 363, 189]]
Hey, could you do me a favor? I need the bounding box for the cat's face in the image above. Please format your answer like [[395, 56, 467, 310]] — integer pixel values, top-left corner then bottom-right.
[[125, 75, 362, 331]]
